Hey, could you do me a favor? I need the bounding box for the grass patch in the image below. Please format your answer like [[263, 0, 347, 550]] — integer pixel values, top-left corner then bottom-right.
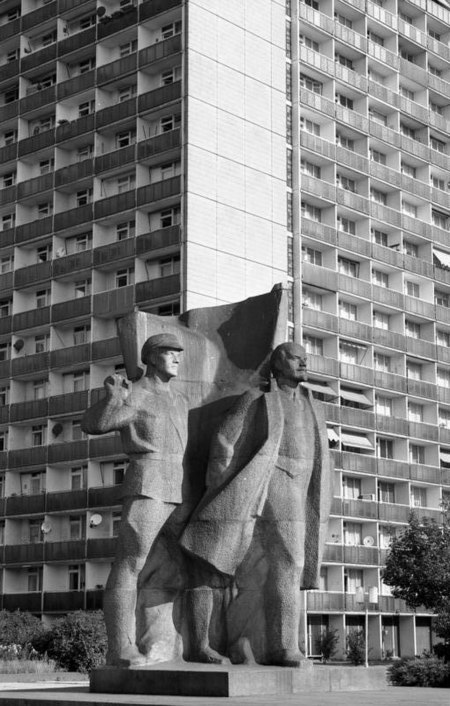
[[0, 659, 58, 674]]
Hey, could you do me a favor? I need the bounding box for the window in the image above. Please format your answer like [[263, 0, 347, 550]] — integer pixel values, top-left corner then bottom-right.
[[41, 31, 56, 47], [335, 13, 352, 28], [28, 567, 42, 592], [367, 31, 384, 46], [303, 0, 319, 8], [342, 476, 361, 500], [370, 189, 387, 205], [33, 379, 47, 400], [429, 65, 442, 77], [79, 57, 95, 73], [368, 68, 384, 84], [37, 244, 52, 262], [119, 40, 137, 57], [344, 522, 362, 546], [71, 233, 92, 253], [406, 281, 419, 298], [4, 130, 17, 145], [406, 361, 422, 380], [114, 461, 126, 485], [339, 342, 358, 364], [159, 207, 180, 229], [400, 123, 416, 140], [375, 395, 392, 417], [7, 7, 21, 20], [373, 311, 389, 330], [431, 176, 446, 191], [430, 101, 443, 116], [0, 386, 9, 406], [117, 220, 135, 240], [405, 320, 420, 338], [0, 431, 7, 451], [38, 158, 54, 175], [32, 425, 46, 447], [429, 28, 441, 41], [72, 420, 85, 441], [0, 343, 10, 362], [300, 35, 319, 51], [431, 136, 445, 153], [339, 301, 357, 320], [76, 189, 92, 206], [371, 229, 388, 247], [303, 289, 322, 310], [378, 481, 395, 503], [303, 335, 323, 356], [116, 268, 134, 288], [300, 160, 321, 179], [336, 94, 353, 109], [117, 174, 135, 193], [118, 85, 137, 102], [370, 149, 386, 165], [372, 269, 388, 288], [4, 87, 18, 103], [161, 21, 182, 38], [403, 240, 418, 257], [337, 217, 356, 235], [161, 68, 179, 85], [299, 74, 323, 95], [438, 368, 450, 388], [116, 130, 136, 148], [79, 14, 96, 29], [336, 54, 353, 70], [36, 289, 50, 308], [437, 330, 450, 347], [300, 117, 320, 136], [337, 175, 356, 192], [77, 144, 94, 160], [35, 334, 49, 353], [70, 515, 85, 540], [401, 162, 416, 178], [302, 247, 322, 266], [338, 257, 358, 277], [6, 48, 20, 62], [0, 300, 11, 317], [411, 485, 427, 505], [402, 201, 417, 217], [78, 100, 95, 117], [2, 172, 16, 188], [439, 409, 450, 429], [159, 255, 180, 277], [73, 370, 90, 392], [68, 564, 85, 591], [410, 446, 425, 465], [112, 511, 122, 536], [301, 202, 321, 222], [432, 210, 449, 230], [336, 133, 354, 150], [160, 114, 181, 133], [344, 568, 363, 594], [74, 279, 91, 298], [0, 519, 3, 543], [400, 85, 414, 101], [2, 213, 15, 230], [71, 465, 87, 490], [374, 352, 390, 372], [37, 202, 52, 217], [408, 402, 423, 423], [73, 325, 90, 345], [0, 255, 13, 273]]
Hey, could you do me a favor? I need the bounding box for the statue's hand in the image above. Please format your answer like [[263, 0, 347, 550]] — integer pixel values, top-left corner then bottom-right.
[[104, 373, 131, 402]]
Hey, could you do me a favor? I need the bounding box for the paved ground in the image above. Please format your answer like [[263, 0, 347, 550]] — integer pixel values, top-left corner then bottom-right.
[[0, 686, 449, 706]]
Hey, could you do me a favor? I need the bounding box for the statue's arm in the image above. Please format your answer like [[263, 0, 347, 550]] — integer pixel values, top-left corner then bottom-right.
[[81, 374, 135, 434]]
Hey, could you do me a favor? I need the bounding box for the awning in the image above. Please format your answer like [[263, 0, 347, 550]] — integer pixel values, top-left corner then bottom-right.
[[341, 432, 373, 449], [433, 249, 450, 269], [440, 450, 450, 464], [327, 428, 340, 442], [340, 388, 371, 406], [302, 382, 337, 398]]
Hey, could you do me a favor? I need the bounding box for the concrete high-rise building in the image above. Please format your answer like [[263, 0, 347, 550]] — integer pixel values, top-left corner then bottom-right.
[[0, 0, 449, 660]]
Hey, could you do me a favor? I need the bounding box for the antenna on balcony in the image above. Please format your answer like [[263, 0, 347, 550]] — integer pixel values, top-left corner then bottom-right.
[[13, 339, 24, 352], [90, 513, 103, 528], [41, 522, 52, 534], [97, 6, 106, 17], [52, 423, 63, 437], [363, 535, 375, 547]]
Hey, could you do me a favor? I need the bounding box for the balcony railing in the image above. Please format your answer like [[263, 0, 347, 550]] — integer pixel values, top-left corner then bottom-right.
[[0, 185, 16, 206], [52, 295, 91, 323], [56, 114, 95, 142], [51, 343, 91, 369], [88, 485, 122, 508], [378, 502, 410, 522], [3, 593, 42, 612], [14, 261, 51, 288], [136, 274, 180, 302], [136, 225, 181, 255], [11, 352, 49, 377], [53, 250, 93, 278], [377, 458, 410, 479], [97, 6, 137, 39], [9, 446, 47, 468], [18, 130, 56, 158], [96, 99, 137, 129], [45, 540, 85, 562], [46, 489, 88, 512], [57, 27, 96, 56], [5, 543, 44, 564], [13, 306, 50, 332], [55, 159, 94, 187], [43, 591, 84, 612], [17, 173, 53, 201], [139, 0, 182, 21], [86, 589, 104, 610], [91, 338, 121, 361], [48, 440, 88, 464], [89, 435, 123, 459], [95, 146, 135, 174], [20, 86, 56, 114], [21, 45, 56, 72], [22, 1, 57, 29], [14, 216, 54, 245], [97, 55, 137, 85], [87, 537, 117, 559], [57, 71, 95, 100], [94, 238, 135, 266], [5, 493, 46, 516], [138, 81, 182, 113], [93, 286, 134, 318], [54, 204, 92, 232], [0, 315, 12, 336], [9, 399, 48, 423], [137, 129, 181, 160], [0, 18, 20, 42], [94, 191, 135, 219], [49, 390, 89, 416], [139, 34, 182, 68]]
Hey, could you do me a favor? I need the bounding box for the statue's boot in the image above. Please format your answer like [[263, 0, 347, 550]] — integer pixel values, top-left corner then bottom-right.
[[183, 588, 227, 664], [103, 588, 147, 667], [264, 569, 303, 667]]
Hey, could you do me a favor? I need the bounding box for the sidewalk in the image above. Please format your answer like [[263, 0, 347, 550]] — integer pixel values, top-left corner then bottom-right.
[[0, 686, 449, 706]]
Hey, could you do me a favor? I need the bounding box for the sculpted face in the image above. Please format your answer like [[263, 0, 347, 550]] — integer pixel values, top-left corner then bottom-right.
[[149, 348, 182, 381], [274, 344, 308, 383]]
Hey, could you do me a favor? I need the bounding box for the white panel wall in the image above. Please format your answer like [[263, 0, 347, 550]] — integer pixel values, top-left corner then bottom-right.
[[185, 0, 288, 308]]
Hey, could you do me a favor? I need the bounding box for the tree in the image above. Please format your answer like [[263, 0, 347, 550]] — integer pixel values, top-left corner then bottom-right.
[[33, 611, 107, 673], [0, 610, 45, 647], [382, 508, 450, 655]]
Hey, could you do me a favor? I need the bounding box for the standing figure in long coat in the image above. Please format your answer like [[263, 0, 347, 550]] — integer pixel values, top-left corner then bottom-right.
[[181, 342, 333, 666]]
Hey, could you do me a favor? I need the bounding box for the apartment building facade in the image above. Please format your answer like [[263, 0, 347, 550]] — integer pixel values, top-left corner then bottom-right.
[[0, 0, 449, 660]]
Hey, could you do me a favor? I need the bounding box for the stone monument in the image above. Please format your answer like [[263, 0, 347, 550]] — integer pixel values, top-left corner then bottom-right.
[[87, 286, 333, 696]]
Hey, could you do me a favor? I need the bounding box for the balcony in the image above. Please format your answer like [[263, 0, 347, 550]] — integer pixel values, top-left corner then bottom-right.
[[17, 173, 53, 201], [52, 295, 91, 323], [137, 225, 180, 256], [138, 175, 182, 206], [91, 338, 121, 361], [0, 185, 16, 206], [14, 261, 51, 289], [88, 485, 122, 508], [342, 498, 378, 519], [54, 204, 93, 232], [5, 543, 44, 564], [340, 363, 373, 386], [95, 146, 135, 174], [140, 0, 182, 21], [372, 285, 403, 310], [87, 537, 117, 559], [338, 318, 372, 342], [378, 503, 410, 522], [0, 314, 12, 336], [0, 18, 20, 42], [56, 114, 95, 143], [339, 407, 374, 430], [377, 458, 410, 479], [57, 71, 95, 100], [22, 2, 57, 29], [11, 351, 49, 377], [303, 175, 335, 203], [373, 370, 407, 394], [13, 306, 50, 332], [0, 103, 18, 123], [0, 226, 14, 248], [46, 489, 87, 512], [55, 159, 93, 187], [0, 143, 17, 168], [0, 60, 20, 85], [57, 27, 96, 56], [405, 338, 436, 361], [53, 250, 93, 278], [3, 593, 42, 612], [340, 452, 377, 475], [93, 286, 134, 318], [300, 131, 335, 160], [18, 130, 56, 158], [97, 7, 137, 39], [138, 81, 182, 113], [136, 274, 180, 303], [16, 213, 52, 247], [21, 46, 57, 73], [89, 435, 123, 459], [407, 378, 437, 400], [139, 34, 182, 70], [371, 243, 402, 268], [409, 421, 439, 443], [86, 589, 103, 611], [9, 446, 47, 468], [376, 415, 409, 436], [96, 99, 136, 129], [10, 399, 48, 423], [51, 343, 91, 369], [339, 274, 371, 299], [5, 493, 46, 516], [48, 440, 88, 464], [94, 238, 135, 266], [97, 55, 137, 85], [344, 545, 379, 565], [302, 263, 338, 291], [137, 129, 181, 161], [45, 539, 85, 562], [94, 191, 135, 220], [410, 464, 441, 484], [303, 309, 338, 334], [20, 86, 56, 114], [49, 390, 89, 416], [43, 591, 84, 612]]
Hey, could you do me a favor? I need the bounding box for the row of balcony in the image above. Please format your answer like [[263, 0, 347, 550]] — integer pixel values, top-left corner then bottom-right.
[[0, 485, 122, 519], [330, 496, 444, 523], [306, 591, 420, 614], [333, 449, 450, 484], [0, 537, 117, 565], [0, 435, 124, 471], [1, 589, 103, 614]]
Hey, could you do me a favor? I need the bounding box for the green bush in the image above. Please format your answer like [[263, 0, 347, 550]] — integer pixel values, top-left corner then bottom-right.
[[0, 610, 45, 647], [33, 611, 107, 674], [316, 628, 339, 663], [389, 655, 450, 687], [346, 629, 366, 665]]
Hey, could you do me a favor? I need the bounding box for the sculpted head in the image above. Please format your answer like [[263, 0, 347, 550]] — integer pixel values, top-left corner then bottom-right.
[[270, 342, 308, 383], [141, 333, 184, 382]]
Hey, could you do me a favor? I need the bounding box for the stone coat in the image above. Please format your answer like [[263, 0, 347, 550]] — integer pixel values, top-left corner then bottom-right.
[[181, 384, 332, 588], [82, 376, 188, 504]]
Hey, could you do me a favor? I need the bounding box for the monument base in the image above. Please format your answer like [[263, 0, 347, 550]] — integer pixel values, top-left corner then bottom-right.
[[90, 661, 388, 697]]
